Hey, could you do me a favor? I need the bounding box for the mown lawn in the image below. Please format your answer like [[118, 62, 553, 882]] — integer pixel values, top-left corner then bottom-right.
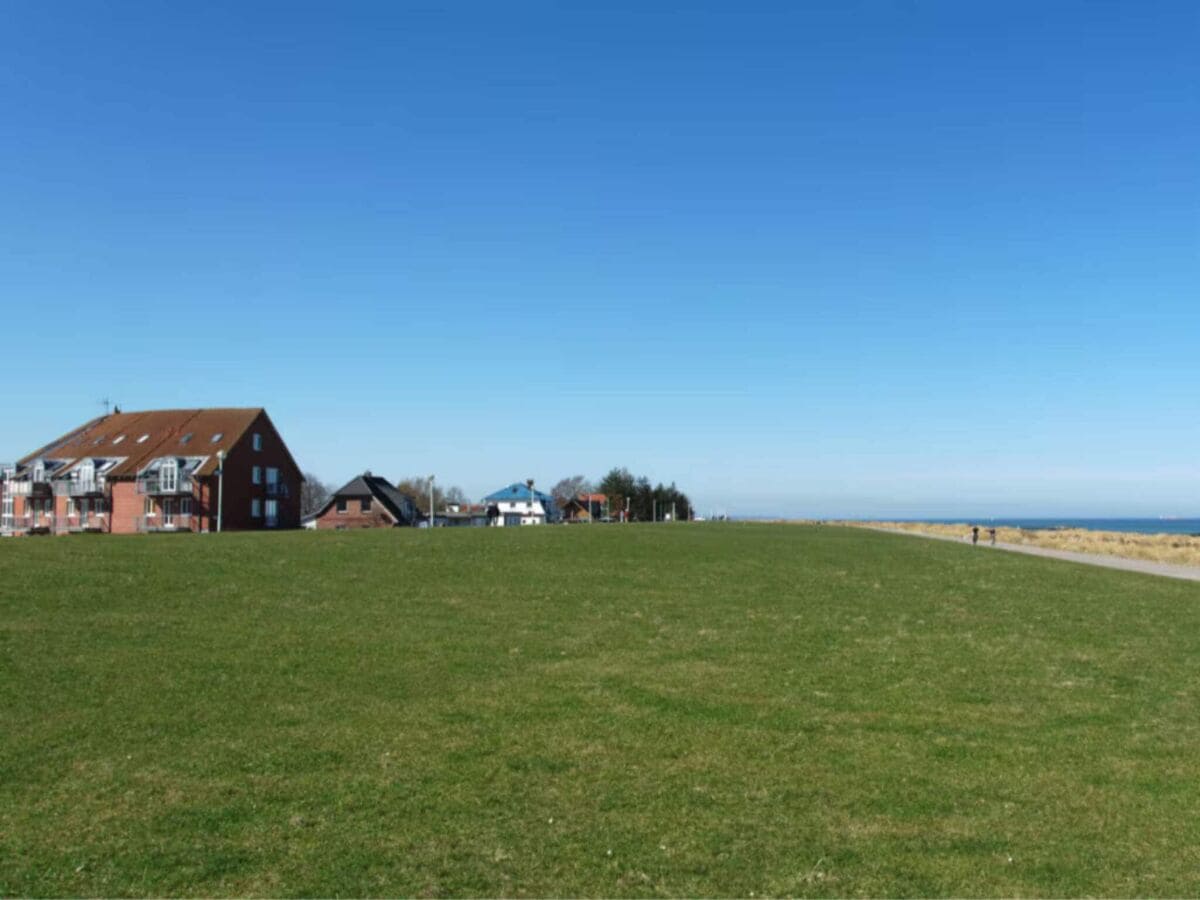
[[2, 524, 1200, 897]]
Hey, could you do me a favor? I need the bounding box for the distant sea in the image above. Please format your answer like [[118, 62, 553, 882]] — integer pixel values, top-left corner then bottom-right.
[[895, 518, 1200, 536]]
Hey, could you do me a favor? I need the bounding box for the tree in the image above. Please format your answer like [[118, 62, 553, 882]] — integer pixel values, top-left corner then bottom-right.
[[596, 467, 692, 521], [395, 476, 469, 514], [299, 472, 333, 518], [551, 475, 593, 504]]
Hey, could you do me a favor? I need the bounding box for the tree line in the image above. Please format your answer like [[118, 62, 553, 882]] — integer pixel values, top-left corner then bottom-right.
[[553, 468, 692, 522]]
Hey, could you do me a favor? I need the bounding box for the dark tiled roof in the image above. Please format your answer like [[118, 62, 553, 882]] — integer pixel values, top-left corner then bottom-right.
[[320, 473, 419, 525]]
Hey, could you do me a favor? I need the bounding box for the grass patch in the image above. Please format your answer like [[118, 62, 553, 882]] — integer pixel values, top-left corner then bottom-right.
[[3, 524, 1200, 896]]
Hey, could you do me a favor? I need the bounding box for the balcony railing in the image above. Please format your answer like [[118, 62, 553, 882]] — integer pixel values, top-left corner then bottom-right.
[[265, 480, 289, 497], [1, 514, 54, 534], [7, 480, 53, 497], [63, 513, 108, 533], [56, 478, 107, 497], [137, 514, 194, 533], [137, 475, 194, 495]]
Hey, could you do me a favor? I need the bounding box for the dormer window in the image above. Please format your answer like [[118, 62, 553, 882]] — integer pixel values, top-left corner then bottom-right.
[[180, 433, 193, 445], [32, 462, 45, 482], [160, 459, 178, 493], [211, 433, 223, 443], [137, 434, 149, 443], [78, 461, 96, 492], [112, 435, 125, 445]]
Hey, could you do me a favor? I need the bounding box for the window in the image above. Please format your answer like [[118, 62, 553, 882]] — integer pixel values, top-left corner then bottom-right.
[[360, 497, 372, 512], [160, 459, 178, 493], [211, 433, 223, 443], [163, 498, 174, 527], [67, 498, 76, 517], [180, 433, 193, 445], [137, 434, 149, 443], [336, 498, 347, 514], [252, 433, 262, 451], [93, 437, 104, 446], [252, 466, 262, 485], [95, 498, 107, 515], [112, 435, 125, 445], [265, 499, 278, 528], [181, 497, 192, 516], [252, 498, 262, 518], [144, 496, 154, 516]]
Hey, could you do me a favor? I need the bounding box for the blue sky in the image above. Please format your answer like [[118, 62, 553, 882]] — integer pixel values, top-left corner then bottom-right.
[[2, 1, 1197, 517]]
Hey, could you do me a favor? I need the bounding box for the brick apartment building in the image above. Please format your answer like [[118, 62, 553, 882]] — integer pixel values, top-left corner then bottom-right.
[[0, 408, 302, 535]]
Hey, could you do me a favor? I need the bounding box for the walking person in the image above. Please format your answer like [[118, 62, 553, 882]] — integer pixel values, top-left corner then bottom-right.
[[972, 525, 979, 545], [989, 527, 996, 546]]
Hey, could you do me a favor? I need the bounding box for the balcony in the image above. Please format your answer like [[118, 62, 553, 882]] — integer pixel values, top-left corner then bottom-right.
[[1, 514, 54, 534], [137, 474, 194, 495], [63, 513, 108, 533], [265, 480, 289, 498], [57, 478, 107, 497], [136, 514, 194, 533], [7, 479, 53, 498]]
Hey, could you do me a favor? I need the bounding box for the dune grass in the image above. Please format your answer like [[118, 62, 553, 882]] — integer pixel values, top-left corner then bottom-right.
[[3, 523, 1200, 897], [847, 520, 1200, 567]]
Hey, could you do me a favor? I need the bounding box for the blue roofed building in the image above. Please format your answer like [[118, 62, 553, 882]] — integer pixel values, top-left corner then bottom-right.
[[484, 481, 561, 526]]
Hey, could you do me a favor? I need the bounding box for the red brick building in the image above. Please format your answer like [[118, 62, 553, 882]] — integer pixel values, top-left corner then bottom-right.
[[311, 473, 420, 530], [0, 408, 302, 535]]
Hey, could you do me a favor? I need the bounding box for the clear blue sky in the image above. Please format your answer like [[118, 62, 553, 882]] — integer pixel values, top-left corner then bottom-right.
[[2, 1, 1197, 517]]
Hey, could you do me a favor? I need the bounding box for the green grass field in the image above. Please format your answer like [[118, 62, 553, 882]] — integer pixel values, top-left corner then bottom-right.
[[3, 524, 1200, 897]]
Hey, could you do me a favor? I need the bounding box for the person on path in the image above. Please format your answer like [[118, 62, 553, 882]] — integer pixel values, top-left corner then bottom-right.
[[989, 527, 997, 546], [972, 525, 980, 545]]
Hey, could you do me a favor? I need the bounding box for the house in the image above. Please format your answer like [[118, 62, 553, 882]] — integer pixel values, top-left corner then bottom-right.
[[437, 503, 490, 527], [0, 407, 302, 535], [311, 473, 420, 529], [561, 492, 608, 523], [484, 482, 562, 526]]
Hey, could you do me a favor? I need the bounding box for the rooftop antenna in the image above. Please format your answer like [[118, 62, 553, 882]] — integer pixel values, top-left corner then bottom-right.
[[99, 397, 111, 415]]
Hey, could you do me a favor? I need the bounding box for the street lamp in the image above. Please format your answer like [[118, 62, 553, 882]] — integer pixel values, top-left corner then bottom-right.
[[216, 449, 225, 533], [429, 474, 435, 529]]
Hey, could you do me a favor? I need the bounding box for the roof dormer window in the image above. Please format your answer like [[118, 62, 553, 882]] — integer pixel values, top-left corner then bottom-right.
[[211, 433, 223, 443], [160, 459, 178, 493], [137, 434, 149, 443], [180, 433, 193, 445], [112, 435, 125, 445]]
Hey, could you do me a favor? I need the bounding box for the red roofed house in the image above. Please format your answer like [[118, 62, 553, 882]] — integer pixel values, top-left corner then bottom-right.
[[0, 407, 302, 535]]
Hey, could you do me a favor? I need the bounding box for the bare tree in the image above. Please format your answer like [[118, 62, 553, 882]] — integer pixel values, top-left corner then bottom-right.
[[395, 476, 469, 514], [300, 472, 333, 518], [551, 474, 593, 503]]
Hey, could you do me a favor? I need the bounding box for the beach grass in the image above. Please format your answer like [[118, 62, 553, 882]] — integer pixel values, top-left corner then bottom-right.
[[3, 523, 1200, 896], [847, 520, 1200, 567]]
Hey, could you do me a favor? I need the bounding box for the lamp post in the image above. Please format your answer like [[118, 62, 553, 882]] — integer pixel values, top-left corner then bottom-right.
[[429, 474, 435, 529], [216, 449, 225, 533]]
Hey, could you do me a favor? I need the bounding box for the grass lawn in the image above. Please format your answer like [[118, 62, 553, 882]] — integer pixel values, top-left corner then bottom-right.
[[3, 524, 1200, 897]]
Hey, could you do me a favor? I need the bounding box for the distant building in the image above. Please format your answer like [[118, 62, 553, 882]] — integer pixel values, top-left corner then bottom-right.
[[437, 503, 490, 527], [311, 473, 420, 530], [561, 492, 608, 522], [484, 482, 561, 526], [1, 408, 301, 535]]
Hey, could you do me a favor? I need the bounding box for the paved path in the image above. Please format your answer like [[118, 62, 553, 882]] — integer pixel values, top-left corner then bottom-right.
[[867, 526, 1200, 583]]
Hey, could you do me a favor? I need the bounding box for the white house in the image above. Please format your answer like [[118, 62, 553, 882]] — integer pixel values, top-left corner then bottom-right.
[[484, 482, 561, 526]]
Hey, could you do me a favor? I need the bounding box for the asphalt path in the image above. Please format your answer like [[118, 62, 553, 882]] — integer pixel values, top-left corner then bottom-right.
[[868, 526, 1200, 583]]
